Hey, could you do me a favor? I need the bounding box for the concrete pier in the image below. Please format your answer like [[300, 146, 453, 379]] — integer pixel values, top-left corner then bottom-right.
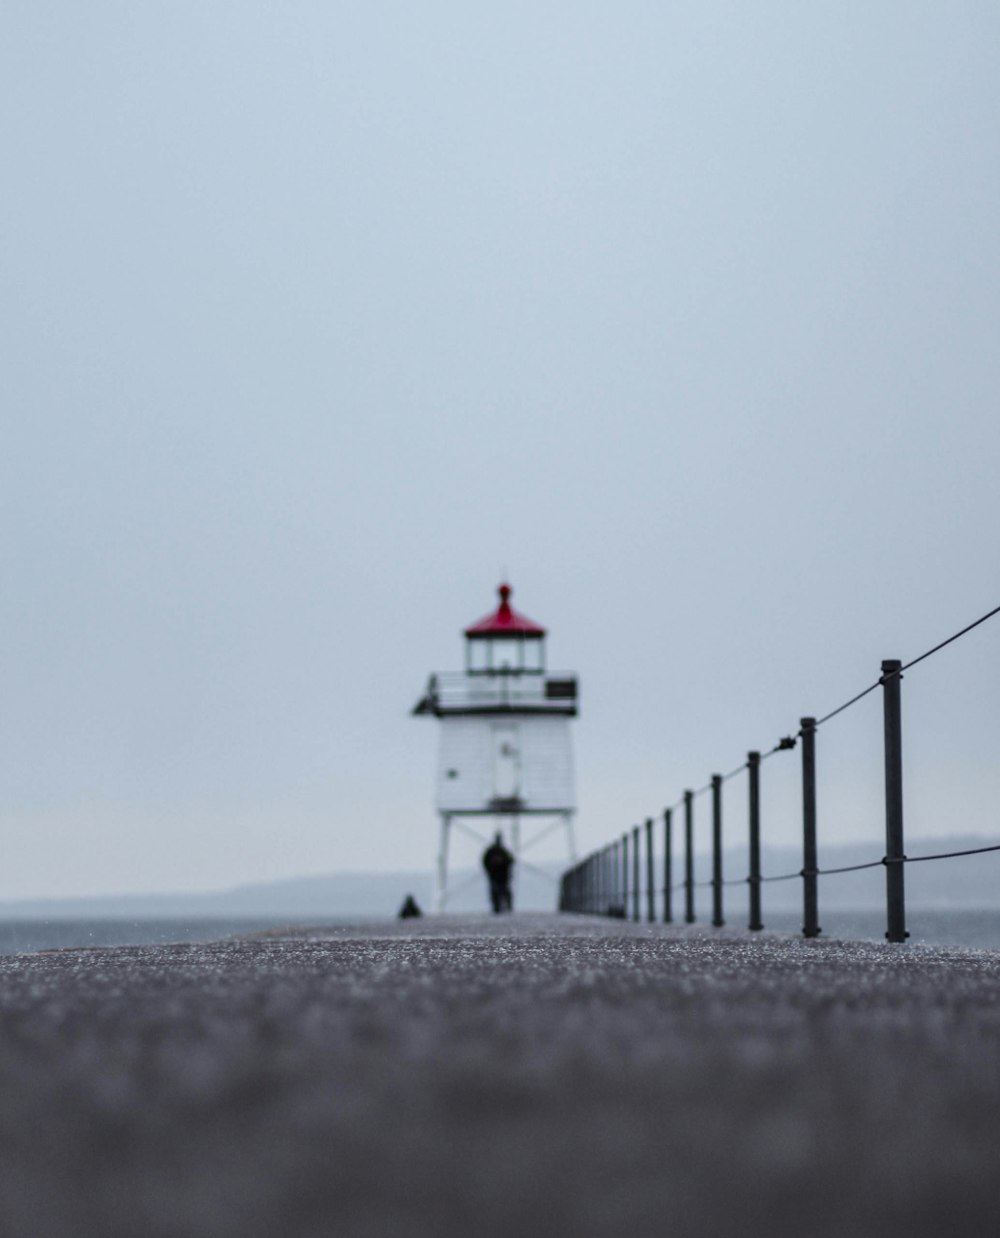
[[1, 914, 998, 1237]]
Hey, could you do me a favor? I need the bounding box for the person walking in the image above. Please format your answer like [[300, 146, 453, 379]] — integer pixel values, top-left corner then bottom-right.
[[482, 832, 514, 913]]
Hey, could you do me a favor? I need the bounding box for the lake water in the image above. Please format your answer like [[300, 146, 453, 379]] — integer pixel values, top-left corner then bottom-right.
[[1, 909, 999, 955], [758, 908, 1000, 950], [0, 918, 309, 957]]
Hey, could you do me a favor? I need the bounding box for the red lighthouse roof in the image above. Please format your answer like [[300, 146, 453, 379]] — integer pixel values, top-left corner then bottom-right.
[[464, 583, 546, 638]]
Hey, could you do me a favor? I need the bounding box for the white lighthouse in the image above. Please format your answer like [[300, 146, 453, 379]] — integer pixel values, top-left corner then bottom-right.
[[413, 583, 578, 912]]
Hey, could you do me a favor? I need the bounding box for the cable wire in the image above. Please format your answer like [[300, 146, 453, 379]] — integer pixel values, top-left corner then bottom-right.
[[815, 680, 881, 728], [814, 601, 1000, 729], [813, 859, 884, 876], [899, 841, 1000, 864], [901, 601, 1000, 672]]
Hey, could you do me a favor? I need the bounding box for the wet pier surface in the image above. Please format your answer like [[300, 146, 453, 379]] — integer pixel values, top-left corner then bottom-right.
[[1, 914, 998, 1238]]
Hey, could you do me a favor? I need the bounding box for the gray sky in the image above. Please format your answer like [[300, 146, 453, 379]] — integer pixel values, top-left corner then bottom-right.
[[2, 2, 999, 898]]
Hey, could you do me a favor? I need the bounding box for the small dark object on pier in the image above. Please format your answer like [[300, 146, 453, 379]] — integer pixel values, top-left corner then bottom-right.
[[398, 894, 423, 919]]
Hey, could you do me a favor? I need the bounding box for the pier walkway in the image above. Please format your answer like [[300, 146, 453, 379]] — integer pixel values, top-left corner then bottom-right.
[[1, 915, 998, 1237]]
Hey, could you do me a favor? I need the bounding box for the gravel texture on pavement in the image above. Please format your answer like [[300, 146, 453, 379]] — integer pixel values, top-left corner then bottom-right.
[[1, 913, 998, 1238]]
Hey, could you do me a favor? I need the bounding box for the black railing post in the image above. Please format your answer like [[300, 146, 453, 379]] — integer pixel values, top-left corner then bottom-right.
[[684, 790, 695, 923], [663, 808, 673, 924], [622, 832, 629, 920], [711, 774, 724, 927], [801, 717, 820, 938], [632, 825, 640, 922], [613, 839, 621, 916], [747, 751, 763, 930], [882, 659, 908, 943], [645, 818, 655, 922]]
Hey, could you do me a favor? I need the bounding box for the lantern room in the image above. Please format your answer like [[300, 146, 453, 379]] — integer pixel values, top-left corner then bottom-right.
[[464, 584, 546, 675]]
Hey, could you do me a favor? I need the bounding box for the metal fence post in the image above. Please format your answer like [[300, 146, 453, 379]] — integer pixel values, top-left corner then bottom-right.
[[622, 831, 629, 920], [596, 846, 606, 916], [645, 818, 655, 922], [613, 839, 621, 916], [684, 790, 695, 923], [632, 825, 641, 922], [600, 846, 608, 916], [882, 659, 908, 943], [711, 774, 724, 927], [747, 751, 763, 930], [663, 808, 673, 924], [801, 717, 820, 938]]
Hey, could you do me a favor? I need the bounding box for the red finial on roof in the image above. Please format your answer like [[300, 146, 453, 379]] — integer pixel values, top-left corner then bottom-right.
[[464, 583, 546, 638]]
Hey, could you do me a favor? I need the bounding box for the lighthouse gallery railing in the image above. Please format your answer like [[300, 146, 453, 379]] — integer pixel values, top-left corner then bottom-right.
[[416, 671, 578, 714]]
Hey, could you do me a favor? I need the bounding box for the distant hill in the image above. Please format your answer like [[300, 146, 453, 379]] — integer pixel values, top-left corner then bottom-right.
[[0, 835, 996, 920]]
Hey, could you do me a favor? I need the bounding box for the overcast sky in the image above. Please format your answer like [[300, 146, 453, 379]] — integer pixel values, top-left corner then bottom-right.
[[2, 3, 999, 899]]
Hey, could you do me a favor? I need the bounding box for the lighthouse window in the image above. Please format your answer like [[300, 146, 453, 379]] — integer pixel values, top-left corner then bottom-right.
[[523, 639, 544, 673], [468, 640, 491, 673], [490, 637, 521, 673]]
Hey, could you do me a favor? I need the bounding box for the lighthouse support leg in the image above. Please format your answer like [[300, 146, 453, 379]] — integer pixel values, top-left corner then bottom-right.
[[510, 815, 520, 910], [434, 814, 451, 913], [564, 811, 577, 864]]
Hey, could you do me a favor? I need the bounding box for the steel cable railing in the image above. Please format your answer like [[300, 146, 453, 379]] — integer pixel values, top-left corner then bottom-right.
[[559, 602, 1000, 942]]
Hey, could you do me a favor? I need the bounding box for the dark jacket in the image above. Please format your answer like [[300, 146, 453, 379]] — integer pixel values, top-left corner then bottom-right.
[[482, 842, 514, 878]]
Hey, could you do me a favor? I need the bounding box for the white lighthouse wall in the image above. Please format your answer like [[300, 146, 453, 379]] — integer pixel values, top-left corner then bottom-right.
[[435, 716, 575, 812]]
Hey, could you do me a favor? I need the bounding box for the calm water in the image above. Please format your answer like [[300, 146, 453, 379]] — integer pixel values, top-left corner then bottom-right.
[[1, 909, 999, 955], [0, 918, 312, 957]]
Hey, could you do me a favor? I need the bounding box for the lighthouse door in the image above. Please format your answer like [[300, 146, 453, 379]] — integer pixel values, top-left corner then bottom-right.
[[492, 725, 521, 800]]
